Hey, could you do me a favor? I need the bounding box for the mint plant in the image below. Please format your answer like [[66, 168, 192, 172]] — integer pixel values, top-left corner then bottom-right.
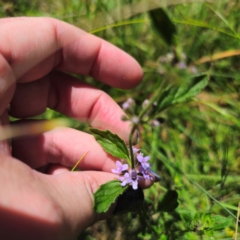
[[112, 148, 155, 190], [91, 74, 209, 215], [90, 127, 157, 213]]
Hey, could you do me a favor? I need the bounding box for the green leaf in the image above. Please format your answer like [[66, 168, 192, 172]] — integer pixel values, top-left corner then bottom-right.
[[208, 215, 232, 231], [201, 212, 212, 229], [173, 18, 240, 40], [178, 209, 200, 230], [93, 180, 128, 213], [149, 8, 176, 46], [89, 128, 130, 162], [172, 75, 209, 104], [180, 211, 195, 229], [178, 210, 232, 232], [154, 74, 209, 113]]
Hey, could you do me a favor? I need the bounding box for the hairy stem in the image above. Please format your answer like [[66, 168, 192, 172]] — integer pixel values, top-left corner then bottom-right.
[[128, 124, 137, 168]]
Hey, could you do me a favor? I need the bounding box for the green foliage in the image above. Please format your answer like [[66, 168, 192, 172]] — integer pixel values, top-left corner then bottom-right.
[[153, 74, 209, 114], [179, 210, 232, 236], [5, 0, 240, 239], [173, 17, 240, 39], [93, 180, 128, 213], [89, 128, 130, 164]]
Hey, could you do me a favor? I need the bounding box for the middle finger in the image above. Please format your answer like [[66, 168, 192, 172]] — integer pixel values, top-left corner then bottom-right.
[[10, 71, 131, 141]]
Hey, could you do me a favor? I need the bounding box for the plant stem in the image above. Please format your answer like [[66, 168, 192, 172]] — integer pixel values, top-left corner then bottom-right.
[[128, 123, 137, 168], [128, 80, 166, 168]]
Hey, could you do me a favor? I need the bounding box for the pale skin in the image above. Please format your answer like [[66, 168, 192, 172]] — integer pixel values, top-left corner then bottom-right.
[[0, 17, 153, 239]]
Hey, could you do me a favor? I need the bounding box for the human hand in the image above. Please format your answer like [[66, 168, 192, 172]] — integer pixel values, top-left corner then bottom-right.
[[0, 17, 143, 239]]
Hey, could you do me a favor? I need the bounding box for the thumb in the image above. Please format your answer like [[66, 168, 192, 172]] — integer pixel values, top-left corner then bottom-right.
[[47, 171, 116, 237]]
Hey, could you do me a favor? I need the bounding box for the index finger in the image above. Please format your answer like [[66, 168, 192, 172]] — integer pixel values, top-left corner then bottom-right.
[[0, 17, 143, 88]]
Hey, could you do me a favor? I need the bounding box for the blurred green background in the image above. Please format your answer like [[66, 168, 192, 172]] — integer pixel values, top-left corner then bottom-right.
[[1, 0, 240, 239]]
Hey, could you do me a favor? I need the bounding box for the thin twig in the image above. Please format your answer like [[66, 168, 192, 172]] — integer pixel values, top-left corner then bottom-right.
[[234, 202, 240, 240]]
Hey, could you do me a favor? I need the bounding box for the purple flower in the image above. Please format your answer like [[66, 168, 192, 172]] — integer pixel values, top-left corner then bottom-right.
[[131, 116, 139, 124], [139, 166, 154, 180], [137, 154, 150, 168], [122, 102, 130, 110], [119, 172, 131, 187], [119, 169, 139, 190], [132, 146, 140, 155], [150, 119, 160, 127], [122, 98, 135, 110], [189, 65, 198, 74], [142, 99, 150, 108], [129, 170, 139, 190], [176, 61, 187, 69], [112, 161, 128, 174]]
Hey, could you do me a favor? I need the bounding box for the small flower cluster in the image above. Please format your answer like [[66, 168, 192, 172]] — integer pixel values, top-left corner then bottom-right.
[[158, 51, 198, 75], [111, 147, 155, 190], [122, 98, 164, 128]]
